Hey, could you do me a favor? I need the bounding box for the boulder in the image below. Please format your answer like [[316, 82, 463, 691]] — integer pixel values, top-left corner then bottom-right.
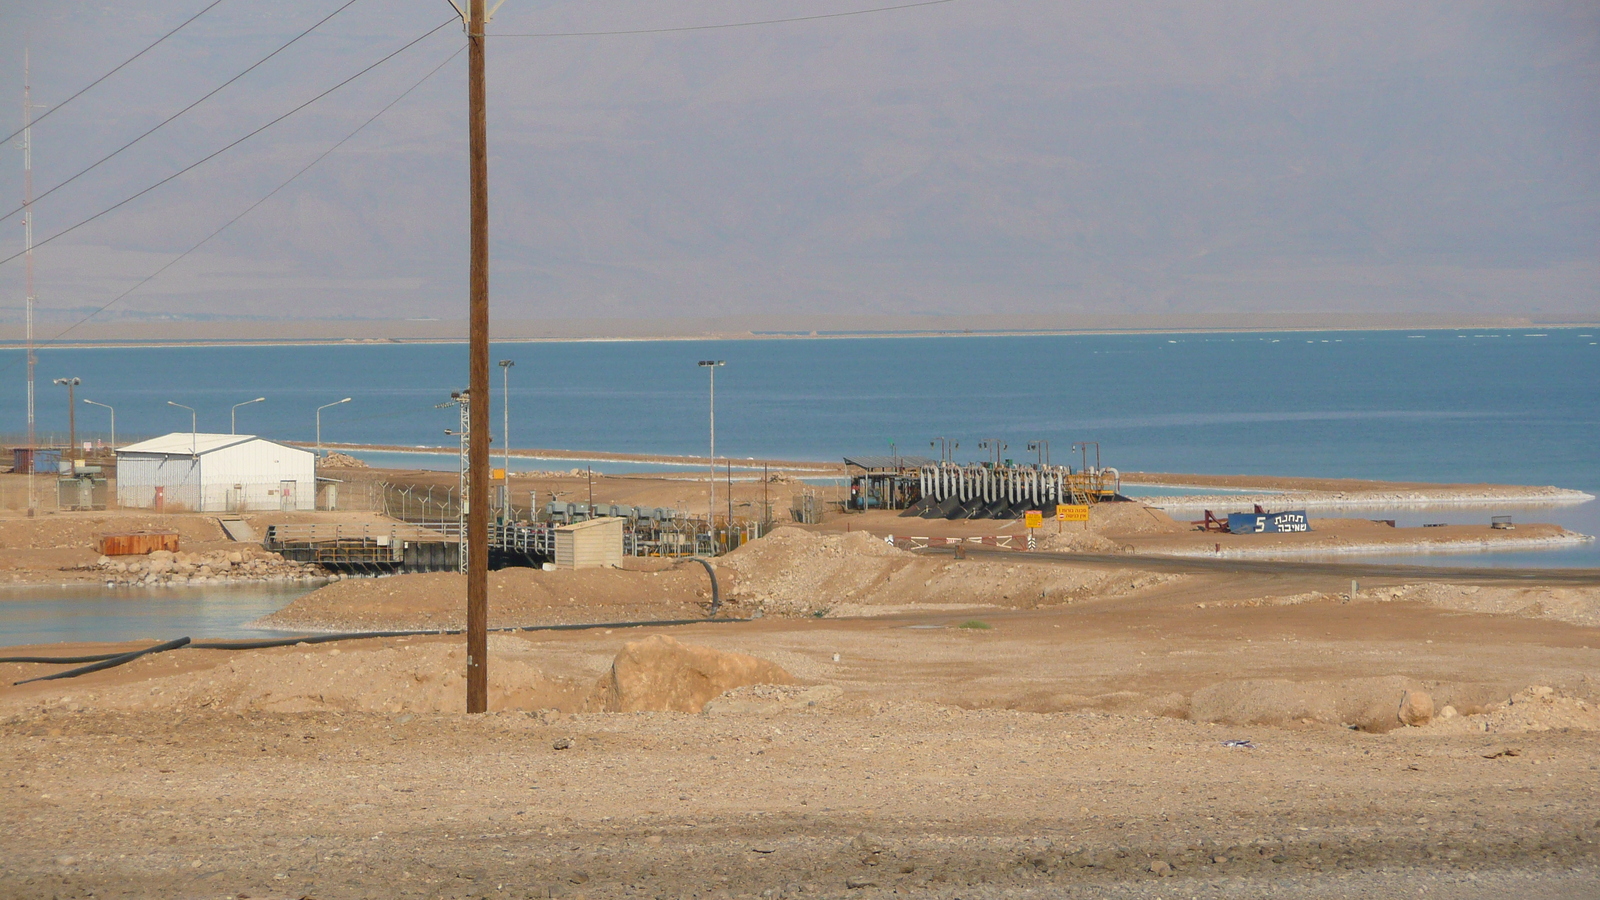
[[1398, 690, 1434, 726], [585, 634, 795, 713]]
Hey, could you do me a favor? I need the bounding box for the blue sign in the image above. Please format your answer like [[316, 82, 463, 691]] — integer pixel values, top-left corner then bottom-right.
[[1227, 510, 1311, 534]]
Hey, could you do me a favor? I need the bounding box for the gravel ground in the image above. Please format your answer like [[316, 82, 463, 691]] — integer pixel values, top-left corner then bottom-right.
[[1, 703, 1597, 900]]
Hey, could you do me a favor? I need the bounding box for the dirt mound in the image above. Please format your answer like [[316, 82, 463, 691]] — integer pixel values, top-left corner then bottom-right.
[[584, 634, 795, 713], [257, 562, 712, 631], [1417, 684, 1600, 735], [720, 526, 1175, 616], [1036, 530, 1122, 552], [1187, 676, 1515, 733], [0, 513, 225, 551], [1365, 583, 1600, 628], [64, 636, 591, 714], [702, 683, 844, 715], [318, 452, 369, 469]]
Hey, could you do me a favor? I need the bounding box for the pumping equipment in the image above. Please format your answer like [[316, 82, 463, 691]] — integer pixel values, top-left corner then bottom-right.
[[901, 461, 1122, 520]]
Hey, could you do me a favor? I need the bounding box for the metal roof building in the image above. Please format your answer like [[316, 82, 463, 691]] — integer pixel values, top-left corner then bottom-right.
[[115, 433, 316, 512]]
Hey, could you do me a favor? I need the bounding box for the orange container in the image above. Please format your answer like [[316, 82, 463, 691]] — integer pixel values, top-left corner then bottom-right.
[[98, 532, 180, 556]]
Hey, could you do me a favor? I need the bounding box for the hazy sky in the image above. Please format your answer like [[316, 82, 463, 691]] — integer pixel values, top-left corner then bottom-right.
[[0, 1, 1596, 323]]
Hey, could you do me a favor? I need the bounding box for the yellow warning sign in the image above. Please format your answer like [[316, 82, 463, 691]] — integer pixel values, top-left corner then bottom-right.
[[1056, 504, 1089, 522], [1024, 510, 1043, 529], [492, 468, 506, 480]]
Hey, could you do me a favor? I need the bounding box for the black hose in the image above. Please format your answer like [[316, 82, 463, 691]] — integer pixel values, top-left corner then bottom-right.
[[686, 557, 722, 616], [187, 616, 741, 652], [13, 637, 192, 686], [190, 629, 458, 650], [0, 651, 131, 665], [8, 591, 742, 683]]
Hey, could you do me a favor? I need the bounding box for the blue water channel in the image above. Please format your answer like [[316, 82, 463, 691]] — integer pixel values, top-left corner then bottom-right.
[[0, 583, 313, 648]]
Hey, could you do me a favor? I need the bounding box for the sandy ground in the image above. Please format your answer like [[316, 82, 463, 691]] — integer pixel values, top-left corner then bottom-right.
[[3, 473, 1600, 898], [5, 526, 1600, 898]]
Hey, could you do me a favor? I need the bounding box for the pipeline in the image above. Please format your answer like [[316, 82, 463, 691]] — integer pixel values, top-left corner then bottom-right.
[[10, 558, 728, 684], [13, 637, 192, 685], [685, 556, 722, 616], [0, 650, 131, 665]]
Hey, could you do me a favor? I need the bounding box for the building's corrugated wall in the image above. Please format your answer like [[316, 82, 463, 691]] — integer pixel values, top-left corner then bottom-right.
[[200, 441, 316, 512], [115, 454, 201, 510], [116, 439, 315, 511]]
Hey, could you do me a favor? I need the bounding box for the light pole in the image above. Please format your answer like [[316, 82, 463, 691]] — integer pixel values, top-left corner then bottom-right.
[[498, 359, 514, 511], [53, 377, 80, 454], [1027, 440, 1050, 467], [83, 399, 114, 449], [231, 397, 265, 434], [1071, 441, 1100, 472], [316, 398, 352, 458], [698, 360, 725, 529], [166, 401, 196, 455]]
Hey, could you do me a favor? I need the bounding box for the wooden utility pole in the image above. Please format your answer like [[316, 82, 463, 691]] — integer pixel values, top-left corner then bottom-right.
[[465, 0, 491, 714]]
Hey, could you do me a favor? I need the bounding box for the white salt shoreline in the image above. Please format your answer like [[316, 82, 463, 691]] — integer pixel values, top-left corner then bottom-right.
[[1135, 488, 1594, 514], [1149, 531, 1595, 560]]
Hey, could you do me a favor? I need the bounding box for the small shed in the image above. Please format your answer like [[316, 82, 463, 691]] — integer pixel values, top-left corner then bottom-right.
[[115, 433, 316, 512], [553, 517, 624, 569]]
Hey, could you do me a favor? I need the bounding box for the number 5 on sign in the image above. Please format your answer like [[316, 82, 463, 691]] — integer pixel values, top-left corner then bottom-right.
[[1057, 504, 1089, 522]]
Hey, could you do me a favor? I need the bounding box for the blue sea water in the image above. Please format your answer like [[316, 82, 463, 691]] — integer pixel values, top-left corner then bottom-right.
[[3, 327, 1596, 566], [9, 328, 1594, 487]]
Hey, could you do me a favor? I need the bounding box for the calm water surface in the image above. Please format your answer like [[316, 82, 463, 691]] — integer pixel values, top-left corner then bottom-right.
[[0, 583, 312, 647], [1, 329, 1595, 644]]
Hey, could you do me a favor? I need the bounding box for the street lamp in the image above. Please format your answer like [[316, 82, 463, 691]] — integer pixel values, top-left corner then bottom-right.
[[166, 401, 196, 455], [83, 399, 114, 449], [53, 377, 81, 453], [698, 360, 725, 527], [316, 398, 352, 458], [1027, 440, 1050, 467], [498, 359, 514, 509], [231, 397, 265, 434]]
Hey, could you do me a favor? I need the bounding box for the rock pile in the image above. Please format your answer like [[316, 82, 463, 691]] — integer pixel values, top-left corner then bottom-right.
[[318, 452, 369, 469], [93, 548, 333, 586]]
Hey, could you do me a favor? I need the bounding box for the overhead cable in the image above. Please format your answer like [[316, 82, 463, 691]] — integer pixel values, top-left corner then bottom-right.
[[0, 0, 228, 147], [39, 45, 464, 347], [493, 0, 958, 37], [0, 17, 458, 271], [0, 0, 363, 225]]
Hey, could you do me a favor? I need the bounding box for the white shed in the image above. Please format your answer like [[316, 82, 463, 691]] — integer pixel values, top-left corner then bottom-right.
[[553, 517, 624, 569], [115, 433, 316, 512]]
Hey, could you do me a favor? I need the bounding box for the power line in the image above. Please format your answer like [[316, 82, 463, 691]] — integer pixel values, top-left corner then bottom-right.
[[493, 0, 958, 37], [36, 46, 465, 348], [0, 0, 228, 147], [0, 0, 363, 225], [0, 17, 458, 270]]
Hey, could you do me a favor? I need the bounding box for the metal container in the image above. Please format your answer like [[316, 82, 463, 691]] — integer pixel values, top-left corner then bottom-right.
[[98, 531, 181, 556]]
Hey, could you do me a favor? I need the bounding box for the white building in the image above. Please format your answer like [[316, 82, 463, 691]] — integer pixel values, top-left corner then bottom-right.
[[115, 433, 316, 512]]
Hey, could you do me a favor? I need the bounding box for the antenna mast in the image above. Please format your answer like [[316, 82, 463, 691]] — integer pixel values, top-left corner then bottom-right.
[[22, 49, 38, 514]]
